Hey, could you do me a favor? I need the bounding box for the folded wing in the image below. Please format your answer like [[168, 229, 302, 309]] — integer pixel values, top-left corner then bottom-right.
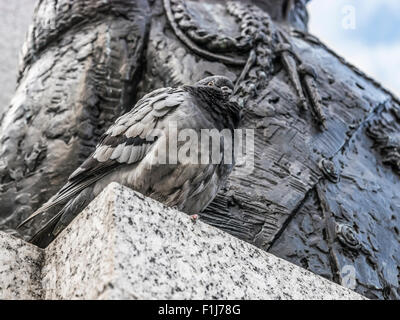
[[18, 87, 187, 228]]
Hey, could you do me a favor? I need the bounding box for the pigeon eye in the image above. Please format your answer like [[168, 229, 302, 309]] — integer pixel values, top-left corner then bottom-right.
[[207, 81, 215, 86]]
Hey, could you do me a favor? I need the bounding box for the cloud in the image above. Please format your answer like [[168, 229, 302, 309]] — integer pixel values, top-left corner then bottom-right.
[[307, 0, 400, 96], [342, 41, 400, 95]]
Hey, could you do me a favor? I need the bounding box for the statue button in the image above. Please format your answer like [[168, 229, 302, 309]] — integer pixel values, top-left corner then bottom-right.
[[319, 158, 340, 183], [335, 223, 361, 251]]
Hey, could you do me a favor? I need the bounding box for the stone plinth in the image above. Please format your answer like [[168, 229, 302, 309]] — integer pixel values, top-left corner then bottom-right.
[[1, 183, 366, 300], [0, 232, 43, 299]]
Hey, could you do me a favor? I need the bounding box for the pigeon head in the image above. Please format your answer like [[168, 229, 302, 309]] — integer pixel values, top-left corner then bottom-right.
[[192, 76, 241, 129], [195, 76, 234, 99]]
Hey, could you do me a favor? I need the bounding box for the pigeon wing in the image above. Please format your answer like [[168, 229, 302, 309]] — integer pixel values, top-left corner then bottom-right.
[[18, 87, 187, 227]]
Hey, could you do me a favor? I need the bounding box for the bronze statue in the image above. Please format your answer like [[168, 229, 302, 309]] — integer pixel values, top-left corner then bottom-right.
[[0, 0, 399, 300]]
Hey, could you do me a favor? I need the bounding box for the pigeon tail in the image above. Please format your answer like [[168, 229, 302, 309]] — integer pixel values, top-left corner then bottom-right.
[[30, 186, 95, 248]]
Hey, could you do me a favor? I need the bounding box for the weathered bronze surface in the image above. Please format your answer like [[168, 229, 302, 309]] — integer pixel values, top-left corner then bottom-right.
[[0, 0, 399, 299]]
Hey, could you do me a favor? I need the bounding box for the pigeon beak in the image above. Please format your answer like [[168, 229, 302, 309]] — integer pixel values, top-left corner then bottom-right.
[[221, 86, 233, 98]]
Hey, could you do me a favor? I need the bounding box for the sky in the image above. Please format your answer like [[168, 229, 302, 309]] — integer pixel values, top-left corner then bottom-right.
[[307, 0, 400, 96]]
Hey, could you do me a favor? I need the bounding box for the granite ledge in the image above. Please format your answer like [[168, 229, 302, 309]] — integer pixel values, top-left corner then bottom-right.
[[0, 231, 44, 299], [1, 182, 366, 300], [42, 182, 366, 300]]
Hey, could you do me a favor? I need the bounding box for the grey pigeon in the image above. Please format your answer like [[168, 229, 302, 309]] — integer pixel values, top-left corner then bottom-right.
[[18, 76, 241, 247]]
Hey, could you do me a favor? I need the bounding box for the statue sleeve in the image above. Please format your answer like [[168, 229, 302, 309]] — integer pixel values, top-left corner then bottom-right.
[[0, 0, 151, 238]]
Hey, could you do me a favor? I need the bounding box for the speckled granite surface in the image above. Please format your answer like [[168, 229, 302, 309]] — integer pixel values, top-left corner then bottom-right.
[[0, 182, 366, 299], [0, 231, 43, 299], [40, 183, 365, 300]]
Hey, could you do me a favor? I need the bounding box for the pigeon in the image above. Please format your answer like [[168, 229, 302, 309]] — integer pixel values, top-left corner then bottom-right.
[[18, 75, 241, 247]]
